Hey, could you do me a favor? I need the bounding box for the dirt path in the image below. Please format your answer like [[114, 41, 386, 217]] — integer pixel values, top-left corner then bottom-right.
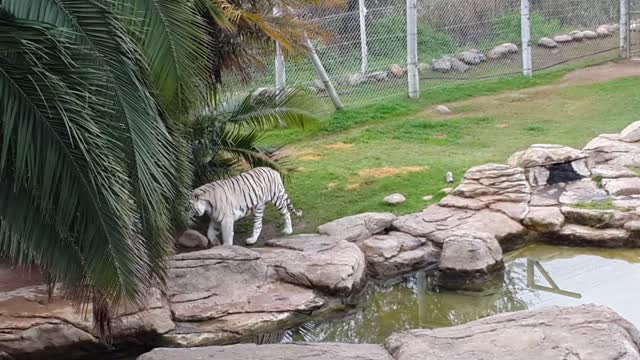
[[557, 60, 640, 87], [422, 60, 640, 120]]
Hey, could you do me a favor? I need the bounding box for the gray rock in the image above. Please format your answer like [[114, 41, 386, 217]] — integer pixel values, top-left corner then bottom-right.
[[458, 51, 482, 65], [176, 229, 211, 249], [613, 195, 640, 208], [417, 63, 430, 73], [434, 105, 451, 114], [318, 212, 397, 242], [442, 164, 530, 216], [555, 224, 630, 247], [358, 232, 440, 278], [384, 193, 406, 205], [602, 177, 640, 196], [449, 58, 470, 73], [584, 134, 640, 167], [261, 235, 367, 296], [394, 206, 527, 247], [507, 144, 588, 168], [583, 30, 599, 39], [431, 58, 452, 72], [488, 43, 518, 59], [537, 37, 558, 48], [530, 183, 566, 206], [422, 195, 434, 201], [562, 206, 640, 229], [488, 201, 529, 221], [559, 179, 610, 205], [384, 305, 640, 360], [620, 121, 640, 143], [138, 343, 394, 360], [569, 30, 585, 41], [553, 34, 573, 43], [437, 231, 503, 290], [348, 71, 388, 86], [0, 286, 173, 359], [165, 246, 325, 346], [389, 64, 406, 78], [523, 206, 565, 232], [597, 25, 613, 37], [440, 187, 453, 194], [591, 165, 638, 179]]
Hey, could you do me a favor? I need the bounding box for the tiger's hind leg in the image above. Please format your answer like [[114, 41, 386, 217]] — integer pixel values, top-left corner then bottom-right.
[[273, 195, 293, 235], [245, 204, 265, 245]]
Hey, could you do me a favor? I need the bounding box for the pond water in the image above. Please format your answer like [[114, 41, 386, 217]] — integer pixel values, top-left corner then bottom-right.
[[279, 244, 640, 344], [112, 244, 640, 359]]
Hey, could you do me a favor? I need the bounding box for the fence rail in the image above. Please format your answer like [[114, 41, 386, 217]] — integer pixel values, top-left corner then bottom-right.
[[226, 0, 636, 112]]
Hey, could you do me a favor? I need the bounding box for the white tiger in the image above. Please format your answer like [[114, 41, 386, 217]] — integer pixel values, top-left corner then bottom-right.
[[191, 167, 302, 246]]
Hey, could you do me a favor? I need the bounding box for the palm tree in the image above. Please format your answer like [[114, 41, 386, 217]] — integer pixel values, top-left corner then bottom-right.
[[0, 0, 209, 339], [0, 0, 319, 342], [191, 88, 319, 187]]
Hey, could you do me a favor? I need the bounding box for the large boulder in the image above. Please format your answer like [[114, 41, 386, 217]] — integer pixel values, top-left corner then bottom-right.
[[261, 235, 367, 296], [394, 205, 527, 249], [553, 34, 573, 43], [318, 212, 396, 242], [507, 144, 590, 186], [537, 37, 558, 48], [554, 224, 630, 247], [439, 164, 530, 221], [602, 177, 640, 196], [176, 229, 210, 249], [523, 206, 565, 233], [487, 43, 518, 59], [138, 343, 394, 360], [0, 285, 173, 359], [621, 121, 640, 142], [592, 165, 639, 179], [569, 30, 585, 41], [585, 134, 640, 167], [384, 305, 640, 360], [458, 51, 482, 65], [164, 246, 327, 346], [436, 231, 504, 291], [583, 30, 599, 39], [357, 232, 440, 278], [558, 179, 609, 205], [561, 206, 640, 229]]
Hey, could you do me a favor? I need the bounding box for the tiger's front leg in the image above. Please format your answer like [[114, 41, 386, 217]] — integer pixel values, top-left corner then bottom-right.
[[206, 220, 221, 247], [245, 204, 265, 245], [220, 218, 235, 246]]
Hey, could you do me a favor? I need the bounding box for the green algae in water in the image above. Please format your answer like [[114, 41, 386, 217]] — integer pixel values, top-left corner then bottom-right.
[[283, 244, 640, 344]]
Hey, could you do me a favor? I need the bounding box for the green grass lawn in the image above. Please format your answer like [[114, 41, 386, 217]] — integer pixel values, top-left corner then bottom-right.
[[260, 67, 640, 234]]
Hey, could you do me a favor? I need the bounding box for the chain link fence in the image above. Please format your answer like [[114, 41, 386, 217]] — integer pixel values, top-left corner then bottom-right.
[[225, 0, 629, 112]]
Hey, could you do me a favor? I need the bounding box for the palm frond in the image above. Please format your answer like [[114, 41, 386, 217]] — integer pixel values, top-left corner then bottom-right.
[[129, 0, 210, 114], [0, 11, 145, 308]]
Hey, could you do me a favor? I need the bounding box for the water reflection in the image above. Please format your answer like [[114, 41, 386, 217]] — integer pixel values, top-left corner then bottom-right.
[[285, 244, 640, 344]]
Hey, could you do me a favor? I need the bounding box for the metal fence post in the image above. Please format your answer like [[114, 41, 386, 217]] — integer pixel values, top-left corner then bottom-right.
[[274, 5, 286, 92], [358, 0, 368, 74], [620, 0, 630, 59], [406, 0, 419, 99], [305, 36, 344, 111], [520, 0, 533, 77]]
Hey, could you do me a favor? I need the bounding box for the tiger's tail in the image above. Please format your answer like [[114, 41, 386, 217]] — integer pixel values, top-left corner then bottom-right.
[[284, 194, 302, 217]]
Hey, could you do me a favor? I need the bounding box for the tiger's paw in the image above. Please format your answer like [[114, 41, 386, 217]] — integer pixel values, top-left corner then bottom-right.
[[245, 237, 257, 245]]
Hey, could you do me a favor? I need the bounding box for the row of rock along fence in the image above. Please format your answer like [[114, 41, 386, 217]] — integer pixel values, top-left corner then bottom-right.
[[224, 0, 640, 112]]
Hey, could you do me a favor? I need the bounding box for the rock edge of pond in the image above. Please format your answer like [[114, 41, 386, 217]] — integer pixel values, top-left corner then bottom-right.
[[3, 121, 640, 359], [137, 305, 640, 360]]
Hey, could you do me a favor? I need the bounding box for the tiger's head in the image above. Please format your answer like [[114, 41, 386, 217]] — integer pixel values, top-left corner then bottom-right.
[[189, 196, 211, 218]]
